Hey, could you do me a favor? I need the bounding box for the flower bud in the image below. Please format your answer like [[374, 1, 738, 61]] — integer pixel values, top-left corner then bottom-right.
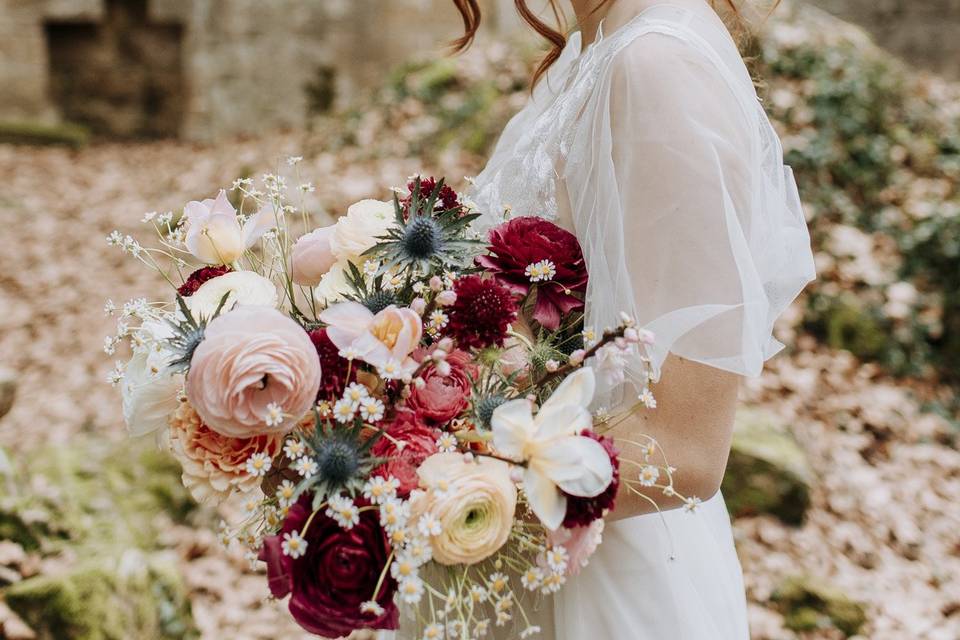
[[410, 297, 427, 314], [436, 290, 457, 306], [569, 349, 586, 366], [545, 359, 559, 372], [429, 275, 444, 291]]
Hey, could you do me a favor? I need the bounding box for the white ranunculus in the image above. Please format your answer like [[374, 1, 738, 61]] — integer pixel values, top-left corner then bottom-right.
[[121, 351, 183, 437], [330, 199, 395, 261], [183, 190, 274, 265], [490, 367, 613, 531], [186, 271, 278, 319], [314, 260, 351, 304]]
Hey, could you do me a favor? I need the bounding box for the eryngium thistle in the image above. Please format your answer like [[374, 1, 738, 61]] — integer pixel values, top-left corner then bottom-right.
[[401, 216, 443, 260]]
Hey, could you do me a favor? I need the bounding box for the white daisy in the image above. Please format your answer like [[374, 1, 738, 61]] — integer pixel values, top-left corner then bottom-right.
[[639, 388, 657, 409], [469, 585, 489, 603], [359, 397, 385, 422], [638, 465, 660, 487], [404, 536, 433, 565], [390, 555, 419, 581], [363, 476, 399, 504], [360, 600, 385, 617], [281, 530, 308, 558], [545, 547, 569, 573], [343, 382, 369, 405], [275, 479, 297, 507], [333, 398, 356, 423], [431, 478, 452, 498], [429, 310, 449, 329], [417, 513, 443, 537], [292, 456, 319, 478], [422, 623, 445, 640], [524, 259, 556, 283], [399, 576, 425, 604], [488, 572, 508, 594], [683, 496, 702, 513], [379, 498, 411, 530], [326, 495, 360, 529], [264, 402, 284, 427], [244, 452, 273, 477], [283, 438, 306, 460], [520, 626, 542, 638], [520, 567, 543, 591], [435, 433, 457, 453]]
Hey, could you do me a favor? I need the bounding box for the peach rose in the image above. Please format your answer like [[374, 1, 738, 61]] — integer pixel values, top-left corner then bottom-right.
[[186, 306, 321, 438], [168, 400, 284, 504], [291, 226, 337, 287], [410, 453, 516, 565]]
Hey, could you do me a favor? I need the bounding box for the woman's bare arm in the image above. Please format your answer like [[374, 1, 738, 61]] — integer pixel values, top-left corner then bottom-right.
[[608, 353, 740, 519]]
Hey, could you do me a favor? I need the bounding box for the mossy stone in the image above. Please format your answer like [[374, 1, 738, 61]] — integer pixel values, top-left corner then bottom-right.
[[722, 409, 813, 525], [0, 121, 90, 148], [772, 575, 867, 637]]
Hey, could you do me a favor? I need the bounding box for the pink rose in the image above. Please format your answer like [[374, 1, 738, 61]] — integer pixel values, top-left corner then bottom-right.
[[291, 226, 337, 286], [406, 349, 477, 425], [186, 306, 321, 438]]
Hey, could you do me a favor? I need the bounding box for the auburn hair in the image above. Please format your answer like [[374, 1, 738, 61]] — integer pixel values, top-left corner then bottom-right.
[[451, 1, 751, 86]]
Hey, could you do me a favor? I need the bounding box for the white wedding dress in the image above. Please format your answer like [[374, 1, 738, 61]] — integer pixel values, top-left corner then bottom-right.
[[395, 3, 815, 639]]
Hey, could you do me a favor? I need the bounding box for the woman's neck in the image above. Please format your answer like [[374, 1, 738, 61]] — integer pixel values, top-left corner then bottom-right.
[[572, 0, 708, 48], [569, 0, 611, 49]]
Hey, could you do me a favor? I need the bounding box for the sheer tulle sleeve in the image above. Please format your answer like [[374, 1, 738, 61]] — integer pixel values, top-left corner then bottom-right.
[[564, 32, 815, 407]]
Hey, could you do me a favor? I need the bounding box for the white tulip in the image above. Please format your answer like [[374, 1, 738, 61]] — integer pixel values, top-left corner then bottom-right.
[[183, 190, 274, 265], [490, 367, 613, 531]]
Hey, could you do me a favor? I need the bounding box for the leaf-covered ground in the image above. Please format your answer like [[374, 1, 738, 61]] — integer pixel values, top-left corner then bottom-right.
[[2, 3, 960, 639]]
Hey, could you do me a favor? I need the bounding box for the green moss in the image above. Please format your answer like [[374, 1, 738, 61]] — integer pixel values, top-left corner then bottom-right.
[[772, 576, 867, 637], [722, 409, 812, 525], [822, 297, 888, 361], [0, 121, 90, 148], [4, 556, 197, 640]]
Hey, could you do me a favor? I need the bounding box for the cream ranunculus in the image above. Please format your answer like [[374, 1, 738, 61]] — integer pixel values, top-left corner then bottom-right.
[[314, 260, 351, 305], [329, 199, 395, 261], [186, 306, 321, 438], [410, 452, 517, 565], [183, 190, 274, 265], [490, 367, 613, 531], [186, 270, 278, 319], [319, 301, 422, 379]]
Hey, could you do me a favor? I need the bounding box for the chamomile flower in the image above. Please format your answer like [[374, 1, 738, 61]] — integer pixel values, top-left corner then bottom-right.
[[524, 260, 556, 282], [360, 600, 385, 617], [488, 572, 508, 594], [243, 494, 262, 513], [390, 555, 419, 581], [422, 623, 444, 640], [541, 571, 565, 593], [283, 438, 307, 460], [245, 452, 272, 477], [379, 498, 410, 530], [281, 530, 308, 558], [418, 513, 443, 537], [333, 398, 356, 423], [275, 479, 297, 507], [520, 626, 542, 638], [683, 496, 702, 513], [389, 526, 412, 548], [429, 310, 449, 329], [378, 359, 404, 380], [520, 567, 544, 591], [435, 433, 457, 453], [339, 346, 361, 360], [545, 546, 569, 572], [326, 495, 360, 529], [359, 397, 385, 422], [293, 456, 319, 478], [638, 465, 660, 487], [404, 536, 433, 565], [399, 576, 425, 604], [343, 382, 369, 406], [475, 620, 490, 637], [469, 584, 489, 603], [639, 388, 657, 409], [363, 476, 399, 504], [264, 402, 284, 427], [431, 478, 452, 498]]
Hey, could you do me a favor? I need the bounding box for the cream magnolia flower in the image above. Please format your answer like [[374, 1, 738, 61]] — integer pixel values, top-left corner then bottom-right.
[[329, 199, 395, 261], [121, 351, 182, 437], [490, 367, 613, 531], [186, 271, 278, 319], [409, 452, 517, 565], [319, 302, 422, 378], [183, 190, 273, 264]]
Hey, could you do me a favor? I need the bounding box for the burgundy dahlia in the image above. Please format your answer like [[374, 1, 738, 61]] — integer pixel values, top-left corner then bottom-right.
[[561, 431, 620, 528], [177, 265, 232, 297], [259, 494, 398, 638], [476, 216, 588, 330], [309, 327, 355, 400], [404, 176, 462, 213], [445, 275, 518, 350]]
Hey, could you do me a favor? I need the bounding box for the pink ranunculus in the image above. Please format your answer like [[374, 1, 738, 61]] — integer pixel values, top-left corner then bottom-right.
[[319, 302, 422, 379], [260, 493, 398, 637], [545, 519, 605, 576], [406, 349, 477, 425], [370, 410, 439, 496], [186, 306, 321, 438], [291, 225, 337, 286]]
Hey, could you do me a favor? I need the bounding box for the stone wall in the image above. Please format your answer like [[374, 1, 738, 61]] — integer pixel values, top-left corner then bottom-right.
[[805, 0, 960, 78]]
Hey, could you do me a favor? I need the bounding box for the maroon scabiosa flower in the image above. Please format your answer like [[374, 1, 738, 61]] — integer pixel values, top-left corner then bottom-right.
[[177, 265, 232, 297], [561, 431, 620, 528], [309, 327, 355, 401], [476, 216, 588, 330], [404, 175, 462, 213], [445, 275, 518, 350]]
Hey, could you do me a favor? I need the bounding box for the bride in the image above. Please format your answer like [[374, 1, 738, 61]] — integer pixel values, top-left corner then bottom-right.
[[397, 0, 815, 638]]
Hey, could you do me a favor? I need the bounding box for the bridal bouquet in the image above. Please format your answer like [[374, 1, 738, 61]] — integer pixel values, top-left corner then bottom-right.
[[108, 165, 687, 638]]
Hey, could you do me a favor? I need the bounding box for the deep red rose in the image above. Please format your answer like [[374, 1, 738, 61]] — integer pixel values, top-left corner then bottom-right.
[[406, 349, 478, 425], [445, 275, 518, 350], [259, 493, 398, 638], [561, 431, 620, 528], [177, 265, 232, 297], [476, 216, 588, 330], [370, 410, 440, 496], [309, 327, 355, 401]]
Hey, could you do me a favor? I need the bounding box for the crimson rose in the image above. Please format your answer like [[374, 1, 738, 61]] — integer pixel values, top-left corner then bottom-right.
[[259, 494, 397, 637], [406, 349, 478, 425], [370, 410, 440, 496], [477, 216, 588, 330]]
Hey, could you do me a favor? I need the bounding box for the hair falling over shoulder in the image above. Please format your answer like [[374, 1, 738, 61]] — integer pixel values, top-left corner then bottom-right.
[[450, 1, 774, 86]]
